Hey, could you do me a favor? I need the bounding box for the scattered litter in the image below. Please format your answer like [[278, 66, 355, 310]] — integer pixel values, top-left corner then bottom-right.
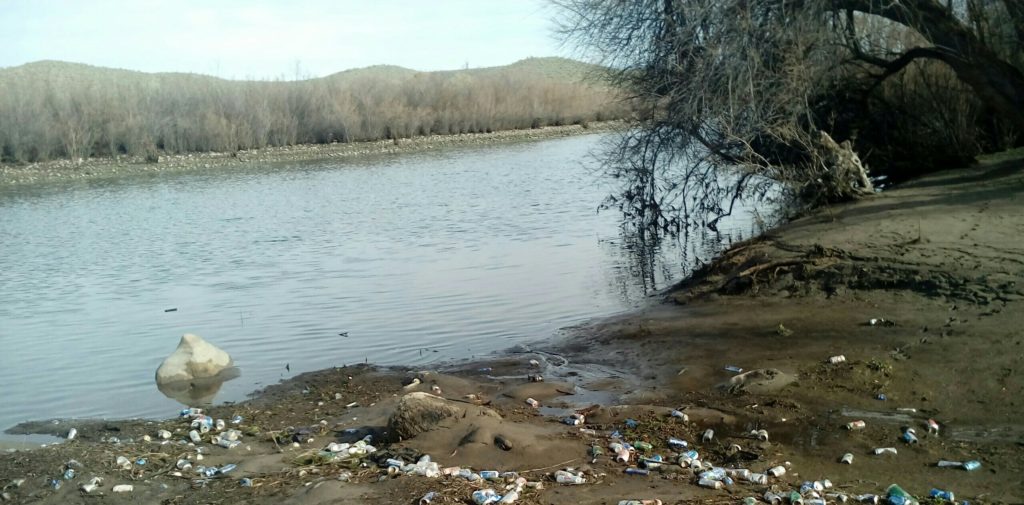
[[669, 410, 688, 421], [66, 428, 77, 440], [846, 420, 866, 430], [841, 453, 854, 464], [554, 469, 586, 485], [112, 484, 133, 493], [79, 476, 103, 493], [829, 355, 847, 364], [419, 491, 439, 504], [926, 419, 940, 435], [963, 460, 981, 471], [929, 489, 955, 501], [702, 429, 714, 442], [725, 365, 744, 373], [873, 447, 898, 455], [875, 394, 887, 401], [869, 318, 896, 327], [525, 398, 539, 408]]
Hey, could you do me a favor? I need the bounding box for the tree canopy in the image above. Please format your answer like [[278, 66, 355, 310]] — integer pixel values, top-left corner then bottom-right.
[[557, 0, 1024, 233]]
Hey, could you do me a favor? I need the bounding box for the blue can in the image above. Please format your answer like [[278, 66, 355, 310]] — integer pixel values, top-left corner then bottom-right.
[[624, 467, 649, 476], [876, 393, 887, 401], [963, 460, 981, 471], [479, 470, 500, 481], [929, 489, 955, 501]]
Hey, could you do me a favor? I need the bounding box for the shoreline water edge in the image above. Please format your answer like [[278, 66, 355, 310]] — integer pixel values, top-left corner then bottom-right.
[[0, 121, 624, 187], [2, 152, 1022, 504]]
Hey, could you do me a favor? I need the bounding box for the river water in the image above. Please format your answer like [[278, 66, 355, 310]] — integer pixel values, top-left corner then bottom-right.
[[0, 134, 764, 438]]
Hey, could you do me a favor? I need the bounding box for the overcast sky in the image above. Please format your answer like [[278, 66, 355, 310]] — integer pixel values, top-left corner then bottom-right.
[[1, 0, 569, 78]]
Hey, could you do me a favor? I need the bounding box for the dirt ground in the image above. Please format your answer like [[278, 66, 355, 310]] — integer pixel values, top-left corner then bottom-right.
[[2, 153, 1022, 504]]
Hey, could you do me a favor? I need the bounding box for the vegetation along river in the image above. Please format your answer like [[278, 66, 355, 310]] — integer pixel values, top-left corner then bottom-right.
[[0, 133, 766, 439]]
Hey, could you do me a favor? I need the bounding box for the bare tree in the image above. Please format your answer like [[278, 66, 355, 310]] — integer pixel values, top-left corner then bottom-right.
[[556, 0, 1024, 234]]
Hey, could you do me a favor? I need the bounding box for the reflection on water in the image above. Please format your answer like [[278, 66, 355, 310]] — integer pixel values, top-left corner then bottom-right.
[[0, 133, 768, 436], [156, 367, 241, 406]]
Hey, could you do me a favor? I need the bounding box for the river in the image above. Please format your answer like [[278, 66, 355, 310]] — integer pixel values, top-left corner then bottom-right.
[[0, 134, 763, 439]]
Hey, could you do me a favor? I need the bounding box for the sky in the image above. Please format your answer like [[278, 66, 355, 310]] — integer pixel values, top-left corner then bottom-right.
[[0, 0, 570, 78]]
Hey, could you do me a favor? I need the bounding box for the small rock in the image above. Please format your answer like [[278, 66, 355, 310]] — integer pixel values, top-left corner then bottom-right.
[[494, 435, 513, 451]]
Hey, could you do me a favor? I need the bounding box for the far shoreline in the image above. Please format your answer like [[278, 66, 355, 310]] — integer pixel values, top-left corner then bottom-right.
[[0, 121, 625, 187]]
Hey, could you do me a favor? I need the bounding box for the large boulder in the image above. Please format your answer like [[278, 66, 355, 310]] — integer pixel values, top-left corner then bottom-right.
[[155, 333, 234, 384], [388, 392, 500, 441]]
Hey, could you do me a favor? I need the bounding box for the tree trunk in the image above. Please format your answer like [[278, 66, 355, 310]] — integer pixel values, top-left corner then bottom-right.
[[836, 0, 1024, 135]]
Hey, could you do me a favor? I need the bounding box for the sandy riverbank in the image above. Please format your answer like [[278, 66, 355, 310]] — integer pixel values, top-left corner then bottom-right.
[[3, 151, 1022, 504], [0, 121, 623, 186]]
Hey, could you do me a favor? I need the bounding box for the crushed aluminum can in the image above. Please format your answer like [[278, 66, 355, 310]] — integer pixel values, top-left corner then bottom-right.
[[157, 429, 172, 440], [746, 472, 768, 485], [926, 419, 940, 435], [624, 467, 649, 476], [828, 355, 847, 364], [240, 478, 253, 487], [669, 410, 688, 421], [936, 460, 962, 468], [528, 374, 543, 382], [112, 484, 133, 493], [231, 415, 243, 424], [640, 455, 663, 469], [667, 437, 688, 448], [724, 365, 743, 373], [902, 429, 918, 444], [856, 494, 879, 504], [702, 429, 714, 442], [562, 414, 585, 426], [176, 459, 193, 471], [63, 468, 75, 480], [753, 429, 768, 441], [929, 489, 954, 501], [472, 489, 501, 505], [525, 398, 539, 408], [841, 453, 854, 464], [846, 420, 866, 430], [963, 460, 981, 471], [767, 465, 786, 477], [189, 430, 202, 443], [698, 477, 723, 489], [763, 491, 783, 505], [66, 428, 77, 440], [420, 491, 439, 504], [215, 419, 225, 431], [873, 447, 898, 455], [480, 470, 500, 481]]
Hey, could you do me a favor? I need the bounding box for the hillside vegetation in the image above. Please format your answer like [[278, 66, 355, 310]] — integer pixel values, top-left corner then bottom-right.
[[0, 57, 626, 163]]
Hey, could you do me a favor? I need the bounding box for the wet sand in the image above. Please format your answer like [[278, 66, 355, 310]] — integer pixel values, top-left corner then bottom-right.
[[3, 152, 1022, 504]]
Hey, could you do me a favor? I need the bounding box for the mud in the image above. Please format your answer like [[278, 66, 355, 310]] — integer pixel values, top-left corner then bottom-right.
[[2, 154, 1023, 503]]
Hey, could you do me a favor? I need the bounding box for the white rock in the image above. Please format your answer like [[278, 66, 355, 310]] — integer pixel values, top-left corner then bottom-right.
[[155, 334, 233, 384]]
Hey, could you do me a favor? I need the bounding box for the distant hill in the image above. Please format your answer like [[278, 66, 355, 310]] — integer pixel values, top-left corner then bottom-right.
[[0, 57, 624, 163]]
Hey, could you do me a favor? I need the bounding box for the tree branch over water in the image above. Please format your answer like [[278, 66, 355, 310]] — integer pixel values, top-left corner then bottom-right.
[[556, 0, 1024, 234]]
